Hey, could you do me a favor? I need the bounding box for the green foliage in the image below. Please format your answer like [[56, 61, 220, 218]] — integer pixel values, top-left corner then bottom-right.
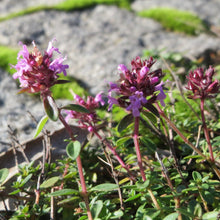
[[51, 76, 88, 100], [54, 0, 133, 11], [0, 45, 18, 74], [0, 0, 132, 22], [138, 7, 208, 35], [2, 44, 220, 219]]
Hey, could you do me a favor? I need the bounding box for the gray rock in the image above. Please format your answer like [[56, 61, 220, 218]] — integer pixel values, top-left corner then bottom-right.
[[131, 0, 220, 26]]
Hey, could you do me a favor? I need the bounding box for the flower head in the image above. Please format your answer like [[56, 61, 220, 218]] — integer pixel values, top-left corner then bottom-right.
[[12, 39, 69, 95], [108, 56, 166, 117], [186, 66, 220, 99], [65, 92, 104, 132]]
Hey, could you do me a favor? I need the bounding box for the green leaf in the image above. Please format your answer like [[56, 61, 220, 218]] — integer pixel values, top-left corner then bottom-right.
[[43, 95, 59, 121], [141, 111, 157, 124], [58, 196, 80, 205], [111, 210, 124, 219], [66, 141, 81, 160], [125, 193, 142, 202], [143, 103, 159, 117], [140, 137, 157, 154], [116, 136, 132, 146], [61, 104, 90, 113], [20, 174, 33, 187], [163, 212, 179, 220], [202, 211, 218, 220], [48, 189, 78, 196], [136, 180, 150, 190], [117, 113, 133, 132], [192, 171, 202, 181], [91, 200, 103, 219], [0, 168, 9, 184], [91, 183, 118, 192], [40, 176, 59, 189], [33, 115, 48, 138], [176, 208, 195, 218]]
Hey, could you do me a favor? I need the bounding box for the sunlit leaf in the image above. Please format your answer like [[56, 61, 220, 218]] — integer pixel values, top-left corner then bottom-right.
[[33, 115, 48, 138], [202, 211, 218, 220], [40, 176, 59, 189], [43, 95, 59, 121], [0, 168, 9, 184], [163, 212, 179, 220], [48, 188, 78, 196], [61, 104, 90, 113], [192, 171, 202, 181], [125, 193, 142, 202], [20, 174, 33, 187], [66, 141, 81, 160], [91, 183, 118, 192], [91, 200, 103, 219]]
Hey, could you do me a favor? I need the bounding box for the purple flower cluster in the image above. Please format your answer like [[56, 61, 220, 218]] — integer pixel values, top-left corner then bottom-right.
[[108, 56, 166, 117], [12, 39, 69, 95], [186, 66, 220, 99], [65, 93, 104, 132]]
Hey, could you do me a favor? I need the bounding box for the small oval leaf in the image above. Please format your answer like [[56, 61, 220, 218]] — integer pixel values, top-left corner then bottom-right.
[[62, 104, 90, 113], [192, 171, 202, 181], [117, 114, 133, 133], [143, 103, 159, 117], [91, 200, 103, 218], [43, 96, 59, 121], [66, 141, 81, 160], [0, 168, 9, 184], [91, 183, 118, 192], [48, 188, 78, 196], [163, 212, 179, 220], [34, 115, 48, 138], [40, 176, 59, 189]]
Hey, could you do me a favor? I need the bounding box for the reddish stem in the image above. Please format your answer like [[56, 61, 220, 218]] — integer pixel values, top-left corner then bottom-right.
[[200, 99, 215, 162], [58, 113, 93, 220], [133, 117, 146, 181], [93, 130, 135, 181]]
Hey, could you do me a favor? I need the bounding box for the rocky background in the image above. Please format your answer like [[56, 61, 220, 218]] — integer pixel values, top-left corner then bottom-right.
[[1, 0, 220, 153]]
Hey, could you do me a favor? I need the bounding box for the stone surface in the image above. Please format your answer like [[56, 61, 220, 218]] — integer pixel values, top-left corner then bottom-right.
[[0, 0, 220, 152]]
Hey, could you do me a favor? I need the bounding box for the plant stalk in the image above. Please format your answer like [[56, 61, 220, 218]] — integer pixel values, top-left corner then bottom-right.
[[58, 113, 93, 220], [133, 117, 160, 210], [93, 130, 135, 181], [200, 98, 215, 162]]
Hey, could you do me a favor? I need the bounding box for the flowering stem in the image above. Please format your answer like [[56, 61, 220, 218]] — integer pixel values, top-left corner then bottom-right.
[[58, 112, 93, 220], [133, 117, 146, 181], [200, 98, 215, 162], [93, 130, 135, 181], [133, 117, 160, 210]]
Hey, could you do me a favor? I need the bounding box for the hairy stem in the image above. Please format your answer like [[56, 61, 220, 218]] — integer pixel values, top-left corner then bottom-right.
[[200, 98, 215, 162], [58, 113, 93, 220], [133, 117, 160, 210]]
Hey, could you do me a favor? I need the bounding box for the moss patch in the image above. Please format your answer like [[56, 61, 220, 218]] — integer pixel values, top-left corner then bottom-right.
[[0, 45, 18, 74], [138, 7, 208, 36], [51, 76, 88, 100], [0, 0, 132, 22], [54, 0, 132, 11]]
